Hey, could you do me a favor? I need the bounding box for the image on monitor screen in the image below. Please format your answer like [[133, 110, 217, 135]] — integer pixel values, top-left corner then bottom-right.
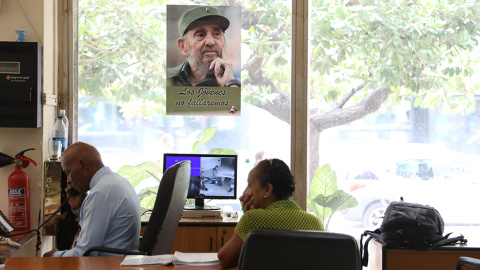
[[163, 153, 238, 210]]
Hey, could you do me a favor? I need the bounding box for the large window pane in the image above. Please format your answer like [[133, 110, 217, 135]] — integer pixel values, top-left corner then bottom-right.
[[77, 0, 292, 212], [308, 0, 480, 238]]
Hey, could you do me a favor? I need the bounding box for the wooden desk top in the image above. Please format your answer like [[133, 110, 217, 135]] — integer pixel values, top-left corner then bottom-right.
[[369, 238, 480, 270], [4, 256, 228, 270], [372, 237, 480, 251]]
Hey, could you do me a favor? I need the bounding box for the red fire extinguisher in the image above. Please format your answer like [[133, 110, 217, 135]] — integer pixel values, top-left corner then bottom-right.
[[7, 148, 37, 232]]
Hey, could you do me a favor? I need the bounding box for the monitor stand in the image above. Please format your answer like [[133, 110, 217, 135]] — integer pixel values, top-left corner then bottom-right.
[[184, 196, 220, 210]]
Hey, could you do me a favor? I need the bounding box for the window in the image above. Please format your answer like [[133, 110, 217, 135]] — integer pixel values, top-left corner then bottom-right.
[[77, 0, 292, 212], [308, 0, 480, 236], [75, 0, 480, 237]]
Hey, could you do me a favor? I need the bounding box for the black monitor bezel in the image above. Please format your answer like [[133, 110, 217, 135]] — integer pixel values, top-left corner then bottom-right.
[[163, 153, 238, 200]]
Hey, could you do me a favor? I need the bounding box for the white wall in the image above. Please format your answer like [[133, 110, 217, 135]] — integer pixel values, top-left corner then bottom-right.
[[0, 0, 58, 256]]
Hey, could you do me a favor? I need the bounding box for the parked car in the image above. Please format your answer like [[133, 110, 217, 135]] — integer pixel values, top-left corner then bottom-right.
[[336, 143, 480, 228]]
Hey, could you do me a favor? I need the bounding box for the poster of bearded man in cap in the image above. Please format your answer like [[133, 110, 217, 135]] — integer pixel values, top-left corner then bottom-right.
[[166, 5, 242, 116]]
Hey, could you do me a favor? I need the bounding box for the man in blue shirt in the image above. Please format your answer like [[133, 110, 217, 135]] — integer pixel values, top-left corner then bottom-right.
[[43, 142, 141, 257]]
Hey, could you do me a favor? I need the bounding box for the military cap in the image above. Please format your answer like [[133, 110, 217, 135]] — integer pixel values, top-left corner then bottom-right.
[[178, 6, 230, 36]]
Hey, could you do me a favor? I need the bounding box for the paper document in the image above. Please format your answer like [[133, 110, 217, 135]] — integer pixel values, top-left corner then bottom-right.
[[173, 251, 220, 267], [120, 254, 174, 266]]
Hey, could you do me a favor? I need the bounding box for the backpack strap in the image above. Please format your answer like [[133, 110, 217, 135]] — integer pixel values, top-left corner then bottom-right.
[[429, 233, 467, 250], [360, 229, 382, 267]]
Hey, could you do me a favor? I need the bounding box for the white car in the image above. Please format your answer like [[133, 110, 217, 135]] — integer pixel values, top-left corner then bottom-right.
[[336, 143, 480, 228]]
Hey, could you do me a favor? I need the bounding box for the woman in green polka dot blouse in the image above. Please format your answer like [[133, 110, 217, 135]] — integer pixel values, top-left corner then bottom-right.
[[218, 158, 324, 268]]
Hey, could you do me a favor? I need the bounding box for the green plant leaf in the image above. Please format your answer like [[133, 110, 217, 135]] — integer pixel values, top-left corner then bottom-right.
[[138, 187, 159, 213], [309, 164, 358, 231], [313, 190, 358, 212], [117, 161, 162, 188], [138, 186, 159, 198], [310, 164, 338, 198], [192, 127, 217, 153], [208, 148, 238, 155]]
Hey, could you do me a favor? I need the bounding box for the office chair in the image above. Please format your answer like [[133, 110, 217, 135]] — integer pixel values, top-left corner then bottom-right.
[[237, 228, 361, 270], [457, 257, 480, 270], [83, 160, 191, 256]]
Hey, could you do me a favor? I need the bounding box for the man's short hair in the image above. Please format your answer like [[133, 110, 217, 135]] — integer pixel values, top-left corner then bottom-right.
[[178, 6, 230, 37]]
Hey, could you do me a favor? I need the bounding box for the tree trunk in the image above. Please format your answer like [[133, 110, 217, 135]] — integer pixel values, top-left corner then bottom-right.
[[309, 126, 320, 189], [311, 87, 392, 132], [252, 86, 392, 184]]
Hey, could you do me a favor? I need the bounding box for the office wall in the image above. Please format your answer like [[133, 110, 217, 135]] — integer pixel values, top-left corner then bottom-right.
[[0, 0, 58, 256]]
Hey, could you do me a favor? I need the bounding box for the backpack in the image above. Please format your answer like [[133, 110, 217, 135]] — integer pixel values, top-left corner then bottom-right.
[[360, 199, 467, 267]]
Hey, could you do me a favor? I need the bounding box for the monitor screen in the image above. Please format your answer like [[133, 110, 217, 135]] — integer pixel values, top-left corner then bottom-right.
[[163, 153, 238, 210]]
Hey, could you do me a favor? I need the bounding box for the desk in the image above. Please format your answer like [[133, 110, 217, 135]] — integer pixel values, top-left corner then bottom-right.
[[4, 256, 227, 270], [140, 216, 238, 229], [141, 216, 238, 253], [368, 238, 480, 270], [0, 232, 36, 257]]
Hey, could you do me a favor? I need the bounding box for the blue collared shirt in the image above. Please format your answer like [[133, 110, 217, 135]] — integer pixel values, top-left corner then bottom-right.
[[54, 166, 141, 257]]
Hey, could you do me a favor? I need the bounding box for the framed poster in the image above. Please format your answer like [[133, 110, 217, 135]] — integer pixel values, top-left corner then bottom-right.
[[166, 5, 241, 116]]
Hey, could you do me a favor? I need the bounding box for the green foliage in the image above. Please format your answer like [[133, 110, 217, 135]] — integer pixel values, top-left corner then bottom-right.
[[117, 161, 163, 187], [208, 148, 238, 155], [79, 0, 480, 122], [138, 187, 159, 212], [310, 0, 480, 114], [79, 0, 168, 116], [117, 161, 163, 213], [191, 127, 217, 153], [308, 164, 358, 231]]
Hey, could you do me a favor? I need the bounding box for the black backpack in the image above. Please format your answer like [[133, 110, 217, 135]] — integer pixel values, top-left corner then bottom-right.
[[360, 200, 467, 267]]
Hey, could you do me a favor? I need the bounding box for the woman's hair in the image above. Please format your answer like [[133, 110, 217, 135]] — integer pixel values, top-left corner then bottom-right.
[[254, 158, 295, 199]]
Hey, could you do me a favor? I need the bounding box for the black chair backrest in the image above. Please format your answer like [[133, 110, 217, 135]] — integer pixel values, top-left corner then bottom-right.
[[457, 256, 480, 270], [139, 160, 190, 255], [238, 228, 361, 270]]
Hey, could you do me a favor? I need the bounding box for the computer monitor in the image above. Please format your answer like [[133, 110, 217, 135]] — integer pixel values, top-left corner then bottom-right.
[[163, 153, 238, 210]]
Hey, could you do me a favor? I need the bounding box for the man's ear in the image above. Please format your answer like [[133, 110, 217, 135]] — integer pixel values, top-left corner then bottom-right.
[[177, 38, 188, 57], [79, 159, 86, 170]]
